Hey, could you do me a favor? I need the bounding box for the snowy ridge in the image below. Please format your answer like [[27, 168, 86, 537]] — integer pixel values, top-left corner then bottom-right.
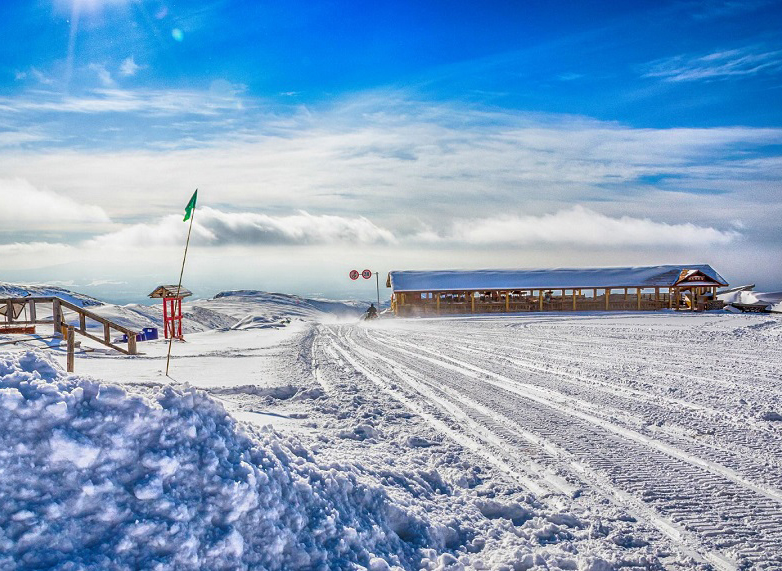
[[0, 351, 425, 570], [0, 282, 103, 307]]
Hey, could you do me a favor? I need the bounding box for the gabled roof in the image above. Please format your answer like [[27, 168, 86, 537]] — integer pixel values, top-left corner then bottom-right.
[[148, 285, 193, 299], [388, 265, 728, 292]]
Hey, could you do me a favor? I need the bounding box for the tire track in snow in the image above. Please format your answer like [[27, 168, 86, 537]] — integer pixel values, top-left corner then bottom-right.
[[334, 323, 782, 569]]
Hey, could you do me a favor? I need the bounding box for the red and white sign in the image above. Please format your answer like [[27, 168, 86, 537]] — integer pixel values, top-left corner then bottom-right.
[[349, 270, 360, 280], [361, 269, 372, 280]]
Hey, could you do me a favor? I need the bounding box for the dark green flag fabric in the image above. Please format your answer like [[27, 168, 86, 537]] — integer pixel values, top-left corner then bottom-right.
[[183, 189, 198, 221]]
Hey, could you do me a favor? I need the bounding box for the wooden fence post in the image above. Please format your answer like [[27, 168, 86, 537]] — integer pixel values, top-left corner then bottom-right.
[[67, 326, 75, 373]]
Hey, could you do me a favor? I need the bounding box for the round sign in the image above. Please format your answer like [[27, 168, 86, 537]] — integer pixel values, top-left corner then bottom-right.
[[362, 269, 372, 280], [349, 270, 359, 280]]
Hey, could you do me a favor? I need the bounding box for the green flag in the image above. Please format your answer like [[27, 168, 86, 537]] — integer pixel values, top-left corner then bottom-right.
[[183, 189, 197, 221]]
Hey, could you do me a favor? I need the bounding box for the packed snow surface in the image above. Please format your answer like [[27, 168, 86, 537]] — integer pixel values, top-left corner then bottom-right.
[[3, 288, 782, 570]]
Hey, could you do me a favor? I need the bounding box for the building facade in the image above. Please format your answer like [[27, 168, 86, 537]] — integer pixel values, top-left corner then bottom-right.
[[387, 265, 728, 316]]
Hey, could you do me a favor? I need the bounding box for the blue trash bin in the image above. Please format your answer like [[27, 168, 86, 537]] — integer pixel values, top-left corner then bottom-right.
[[143, 327, 159, 341]]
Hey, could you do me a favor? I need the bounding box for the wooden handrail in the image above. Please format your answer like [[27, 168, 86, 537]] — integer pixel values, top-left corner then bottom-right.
[[0, 296, 139, 355]]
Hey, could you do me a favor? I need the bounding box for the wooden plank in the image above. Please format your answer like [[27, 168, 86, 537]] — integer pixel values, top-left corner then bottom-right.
[[505, 292, 509, 312], [572, 289, 576, 311], [471, 292, 475, 313], [77, 329, 131, 355], [79, 313, 86, 333], [637, 287, 642, 310], [67, 326, 75, 372], [104, 323, 111, 345], [436, 292, 440, 314], [539, 290, 544, 312], [605, 288, 610, 311]]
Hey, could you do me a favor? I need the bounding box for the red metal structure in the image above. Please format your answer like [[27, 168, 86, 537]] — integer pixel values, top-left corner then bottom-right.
[[149, 285, 192, 340]]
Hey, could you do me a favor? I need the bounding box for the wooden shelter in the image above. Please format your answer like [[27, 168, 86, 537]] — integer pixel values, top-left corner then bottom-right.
[[149, 285, 192, 340], [386, 265, 728, 316]]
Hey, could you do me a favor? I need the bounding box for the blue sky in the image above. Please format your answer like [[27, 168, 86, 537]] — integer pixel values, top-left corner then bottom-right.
[[1, 0, 781, 301]]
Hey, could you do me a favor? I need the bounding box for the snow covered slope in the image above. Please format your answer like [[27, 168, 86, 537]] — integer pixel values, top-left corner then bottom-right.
[[719, 289, 782, 312], [190, 290, 365, 330], [0, 282, 103, 307]]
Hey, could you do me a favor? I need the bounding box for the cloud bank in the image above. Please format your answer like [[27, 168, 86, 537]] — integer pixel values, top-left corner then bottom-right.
[[419, 206, 740, 247], [0, 179, 110, 229], [86, 207, 396, 249]]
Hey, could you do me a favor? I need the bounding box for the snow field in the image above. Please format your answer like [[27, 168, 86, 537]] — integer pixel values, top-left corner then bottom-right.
[[315, 313, 782, 569]]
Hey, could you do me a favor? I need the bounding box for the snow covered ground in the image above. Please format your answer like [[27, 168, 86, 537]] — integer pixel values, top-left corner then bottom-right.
[[2, 293, 782, 570]]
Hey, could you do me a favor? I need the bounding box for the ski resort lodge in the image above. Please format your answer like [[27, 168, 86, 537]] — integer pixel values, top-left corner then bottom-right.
[[386, 265, 728, 316]]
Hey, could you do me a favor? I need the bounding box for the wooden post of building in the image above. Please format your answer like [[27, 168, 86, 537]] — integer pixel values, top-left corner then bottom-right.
[[624, 287, 628, 301], [637, 288, 642, 310], [505, 292, 510, 312], [668, 288, 673, 309], [539, 290, 544, 312], [436, 293, 440, 314], [572, 289, 577, 311], [470, 292, 475, 313], [605, 288, 610, 311], [66, 326, 75, 373]]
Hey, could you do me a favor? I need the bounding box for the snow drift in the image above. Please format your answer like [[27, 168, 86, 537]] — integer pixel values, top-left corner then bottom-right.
[[0, 351, 427, 571]]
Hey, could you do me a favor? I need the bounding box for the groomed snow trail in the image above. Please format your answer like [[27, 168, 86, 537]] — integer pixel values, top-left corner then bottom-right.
[[316, 314, 782, 570]]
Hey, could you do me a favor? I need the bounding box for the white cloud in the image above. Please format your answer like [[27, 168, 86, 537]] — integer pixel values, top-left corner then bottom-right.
[[0, 86, 245, 116], [119, 57, 141, 77], [0, 179, 110, 229], [88, 64, 115, 88], [418, 206, 740, 247], [642, 46, 782, 81], [86, 207, 396, 249]]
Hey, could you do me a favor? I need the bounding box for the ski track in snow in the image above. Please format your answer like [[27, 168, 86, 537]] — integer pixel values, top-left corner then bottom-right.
[[313, 315, 782, 570]]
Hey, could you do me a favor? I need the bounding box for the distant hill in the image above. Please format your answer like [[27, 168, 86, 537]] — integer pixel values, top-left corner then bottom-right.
[[201, 291, 366, 329]]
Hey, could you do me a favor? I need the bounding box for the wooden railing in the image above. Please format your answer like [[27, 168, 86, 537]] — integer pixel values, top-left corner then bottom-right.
[[0, 296, 139, 355]]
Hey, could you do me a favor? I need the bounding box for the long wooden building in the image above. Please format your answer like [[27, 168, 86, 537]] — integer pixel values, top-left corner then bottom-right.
[[386, 265, 728, 316]]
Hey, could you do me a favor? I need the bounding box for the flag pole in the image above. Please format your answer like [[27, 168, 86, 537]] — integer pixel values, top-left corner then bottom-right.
[[166, 189, 197, 377]]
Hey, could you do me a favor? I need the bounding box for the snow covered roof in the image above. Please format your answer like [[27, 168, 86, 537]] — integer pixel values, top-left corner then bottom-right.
[[148, 285, 193, 299], [388, 265, 728, 292]]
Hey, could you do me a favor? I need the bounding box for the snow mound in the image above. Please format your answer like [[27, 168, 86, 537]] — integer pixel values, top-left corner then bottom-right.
[[0, 351, 428, 571]]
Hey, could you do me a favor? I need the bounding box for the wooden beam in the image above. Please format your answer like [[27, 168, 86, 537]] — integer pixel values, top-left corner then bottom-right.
[[505, 291, 509, 312], [79, 313, 86, 334], [668, 288, 673, 309], [436, 292, 440, 314], [539, 290, 544, 312], [605, 288, 610, 311], [67, 326, 75, 373], [637, 287, 642, 310], [471, 291, 475, 313], [572, 289, 576, 311], [104, 323, 111, 345], [28, 299, 36, 323], [52, 299, 62, 336], [624, 287, 628, 301]]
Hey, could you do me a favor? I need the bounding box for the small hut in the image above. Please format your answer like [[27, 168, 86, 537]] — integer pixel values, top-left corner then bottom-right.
[[149, 285, 192, 340]]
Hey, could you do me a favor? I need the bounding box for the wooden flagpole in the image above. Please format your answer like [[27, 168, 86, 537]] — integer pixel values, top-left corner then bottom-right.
[[166, 189, 197, 377]]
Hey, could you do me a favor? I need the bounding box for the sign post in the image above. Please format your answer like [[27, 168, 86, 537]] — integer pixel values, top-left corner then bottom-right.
[[349, 269, 381, 308]]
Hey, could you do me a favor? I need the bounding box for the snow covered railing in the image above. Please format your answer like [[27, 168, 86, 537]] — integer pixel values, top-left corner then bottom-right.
[[0, 296, 139, 356]]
